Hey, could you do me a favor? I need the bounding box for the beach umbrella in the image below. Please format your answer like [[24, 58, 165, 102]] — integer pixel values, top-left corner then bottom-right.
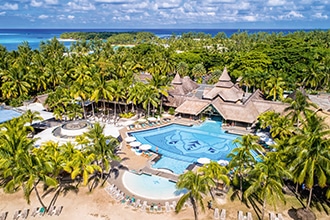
[[124, 136, 136, 142], [197, 157, 211, 164], [139, 144, 152, 151], [147, 117, 157, 122], [162, 113, 171, 118], [137, 118, 146, 123], [217, 159, 229, 166], [129, 141, 142, 147]]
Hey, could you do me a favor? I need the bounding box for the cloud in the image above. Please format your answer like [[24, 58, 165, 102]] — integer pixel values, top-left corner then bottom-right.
[[0, 3, 18, 10], [31, 0, 43, 7], [313, 12, 328, 19], [67, 1, 96, 10], [38, 14, 49, 19], [45, 0, 58, 4], [0, 12, 6, 16], [68, 15, 75, 19], [95, 0, 136, 3], [279, 10, 304, 19], [267, 0, 286, 6]]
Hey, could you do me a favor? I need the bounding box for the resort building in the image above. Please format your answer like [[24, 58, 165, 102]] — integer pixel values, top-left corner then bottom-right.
[[164, 67, 289, 129]]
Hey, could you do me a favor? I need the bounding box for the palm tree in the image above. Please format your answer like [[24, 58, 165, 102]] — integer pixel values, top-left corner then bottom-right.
[[82, 123, 120, 187], [177, 61, 189, 76], [176, 171, 215, 220], [245, 152, 291, 220], [1, 66, 31, 99], [90, 72, 113, 116], [108, 79, 125, 119], [228, 134, 262, 201], [141, 84, 160, 117], [265, 75, 285, 101], [198, 161, 230, 196], [22, 109, 44, 126], [70, 79, 92, 119], [127, 81, 144, 113], [288, 114, 330, 210], [192, 63, 206, 83], [284, 89, 318, 127]]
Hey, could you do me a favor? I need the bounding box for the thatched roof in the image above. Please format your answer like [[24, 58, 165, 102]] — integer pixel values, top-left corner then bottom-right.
[[169, 74, 199, 96], [215, 67, 233, 88], [175, 99, 211, 116], [212, 98, 259, 123], [203, 85, 244, 102], [32, 94, 49, 109], [164, 95, 188, 108], [172, 73, 182, 85], [219, 67, 231, 81], [308, 94, 330, 112]]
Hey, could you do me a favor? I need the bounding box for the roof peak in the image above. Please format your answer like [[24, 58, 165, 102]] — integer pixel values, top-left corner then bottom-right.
[[172, 72, 182, 85], [219, 67, 231, 82]]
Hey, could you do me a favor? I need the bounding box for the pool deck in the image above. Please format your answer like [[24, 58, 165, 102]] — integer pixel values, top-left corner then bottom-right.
[[109, 117, 202, 205], [111, 116, 252, 206]]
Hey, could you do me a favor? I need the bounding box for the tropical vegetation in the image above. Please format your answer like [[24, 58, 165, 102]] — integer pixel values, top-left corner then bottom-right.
[[1, 30, 330, 218]]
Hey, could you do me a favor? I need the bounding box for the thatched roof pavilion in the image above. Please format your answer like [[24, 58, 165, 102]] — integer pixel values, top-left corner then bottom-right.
[[168, 68, 289, 128]]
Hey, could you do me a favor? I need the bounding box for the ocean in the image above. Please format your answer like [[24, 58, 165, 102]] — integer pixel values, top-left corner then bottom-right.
[[0, 28, 321, 51]]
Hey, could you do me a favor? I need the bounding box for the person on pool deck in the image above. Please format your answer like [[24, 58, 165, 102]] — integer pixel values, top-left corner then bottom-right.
[[156, 146, 159, 153]]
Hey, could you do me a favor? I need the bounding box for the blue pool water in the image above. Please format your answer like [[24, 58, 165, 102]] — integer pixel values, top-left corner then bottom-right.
[[0, 109, 22, 124], [130, 120, 240, 174], [122, 171, 187, 200]]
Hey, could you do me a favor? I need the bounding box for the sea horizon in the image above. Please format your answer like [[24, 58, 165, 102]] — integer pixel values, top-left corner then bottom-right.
[[0, 28, 328, 51]]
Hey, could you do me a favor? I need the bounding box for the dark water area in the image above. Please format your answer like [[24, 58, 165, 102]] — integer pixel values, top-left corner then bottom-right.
[[0, 28, 325, 51]]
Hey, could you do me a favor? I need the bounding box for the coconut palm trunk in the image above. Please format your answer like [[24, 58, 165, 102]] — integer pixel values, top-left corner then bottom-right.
[[306, 187, 313, 210]]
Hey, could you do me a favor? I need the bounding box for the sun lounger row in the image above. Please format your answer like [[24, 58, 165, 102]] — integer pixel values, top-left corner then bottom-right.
[[1, 205, 63, 220], [213, 208, 226, 220], [269, 212, 284, 220], [238, 211, 253, 220]]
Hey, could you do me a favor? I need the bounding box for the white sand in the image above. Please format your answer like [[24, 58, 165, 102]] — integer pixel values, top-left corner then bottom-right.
[[0, 186, 201, 220]]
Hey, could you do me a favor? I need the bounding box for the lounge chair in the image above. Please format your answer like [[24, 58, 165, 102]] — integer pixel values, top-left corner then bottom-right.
[[21, 209, 29, 219], [247, 212, 252, 220], [134, 199, 141, 209], [214, 208, 220, 220], [141, 201, 148, 212], [170, 201, 176, 211], [55, 206, 63, 216], [277, 214, 283, 220], [31, 207, 39, 217], [237, 211, 244, 220], [0, 211, 8, 220], [269, 212, 276, 220], [220, 209, 226, 220], [39, 207, 46, 216], [0, 212, 7, 220], [47, 205, 56, 216], [13, 210, 21, 220], [165, 202, 171, 212]]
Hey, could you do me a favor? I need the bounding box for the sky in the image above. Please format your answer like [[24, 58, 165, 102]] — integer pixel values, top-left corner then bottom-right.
[[0, 0, 329, 29]]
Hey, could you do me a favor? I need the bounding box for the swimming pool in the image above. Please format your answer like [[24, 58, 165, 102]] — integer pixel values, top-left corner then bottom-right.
[[129, 120, 240, 174], [0, 109, 22, 124], [122, 171, 187, 200]]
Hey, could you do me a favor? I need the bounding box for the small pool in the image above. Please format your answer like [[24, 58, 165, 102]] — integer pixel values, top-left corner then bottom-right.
[[122, 171, 187, 200], [129, 120, 240, 174], [0, 109, 22, 124]]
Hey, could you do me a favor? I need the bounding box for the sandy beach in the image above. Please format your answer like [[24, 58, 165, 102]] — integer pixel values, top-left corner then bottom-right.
[[0, 186, 202, 220]]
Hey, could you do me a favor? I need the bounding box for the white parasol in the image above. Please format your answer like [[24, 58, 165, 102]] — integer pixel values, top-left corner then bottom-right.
[[137, 118, 147, 123], [139, 144, 152, 151], [162, 113, 171, 118], [197, 157, 211, 164], [217, 159, 229, 166], [124, 136, 136, 142], [147, 117, 157, 122], [129, 141, 142, 147]]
